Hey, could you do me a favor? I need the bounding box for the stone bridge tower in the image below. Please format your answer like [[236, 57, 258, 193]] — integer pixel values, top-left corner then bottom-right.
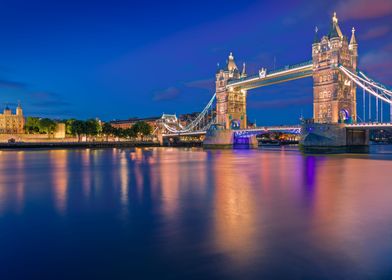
[[312, 13, 358, 124], [216, 53, 247, 129]]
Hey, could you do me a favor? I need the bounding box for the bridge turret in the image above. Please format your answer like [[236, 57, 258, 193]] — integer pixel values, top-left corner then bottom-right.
[[349, 27, 358, 69], [215, 52, 247, 129], [241, 62, 247, 78], [312, 27, 321, 68], [312, 12, 357, 124]]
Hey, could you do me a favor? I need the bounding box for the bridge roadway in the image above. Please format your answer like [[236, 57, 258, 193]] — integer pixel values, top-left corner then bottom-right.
[[161, 125, 302, 137], [227, 60, 313, 90], [162, 123, 392, 137], [345, 123, 392, 129]]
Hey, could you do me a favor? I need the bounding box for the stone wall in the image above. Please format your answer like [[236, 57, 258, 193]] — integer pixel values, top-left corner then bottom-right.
[[300, 123, 347, 147], [0, 133, 78, 143]]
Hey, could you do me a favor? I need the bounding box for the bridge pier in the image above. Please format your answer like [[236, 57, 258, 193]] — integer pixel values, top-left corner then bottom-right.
[[203, 129, 234, 149], [300, 123, 369, 153], [203, 128, 258, 149]]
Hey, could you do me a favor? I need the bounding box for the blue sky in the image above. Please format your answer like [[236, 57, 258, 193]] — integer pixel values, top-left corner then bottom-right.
[[0, 0, 391, 124]]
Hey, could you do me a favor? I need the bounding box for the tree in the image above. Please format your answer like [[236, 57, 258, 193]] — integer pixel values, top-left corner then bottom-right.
[[38, 118, 57, 135], [65, 119, 76, 135], [102, 122, 114, 141], [85, 119, 100, 139], [24, 117, 40, 134], [70, 120, 86, 142], [132, 121, 152, 140], [124, 127, 137, 139]]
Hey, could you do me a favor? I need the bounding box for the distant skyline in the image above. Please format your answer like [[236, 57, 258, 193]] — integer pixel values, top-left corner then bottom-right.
[[0, 0, 391, 124]]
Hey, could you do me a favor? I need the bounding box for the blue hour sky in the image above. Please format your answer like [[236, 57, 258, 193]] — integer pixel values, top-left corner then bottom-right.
[[0, 0, 391, 124]]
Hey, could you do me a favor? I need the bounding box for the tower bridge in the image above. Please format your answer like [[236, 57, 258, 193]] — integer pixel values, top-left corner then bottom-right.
[[160, 13, 392, 150]]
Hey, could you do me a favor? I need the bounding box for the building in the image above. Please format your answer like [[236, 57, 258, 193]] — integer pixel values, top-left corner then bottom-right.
[[0, 103, 25, 134], [312, 13, 358, 123], [110, 116, 161, 130]]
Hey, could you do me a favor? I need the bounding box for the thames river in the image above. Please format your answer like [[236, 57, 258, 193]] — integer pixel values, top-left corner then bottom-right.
[[1, 146, 392, 279]]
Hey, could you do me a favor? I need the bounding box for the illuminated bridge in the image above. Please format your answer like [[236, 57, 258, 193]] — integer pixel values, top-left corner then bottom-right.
[[159, 13, 392, 148]]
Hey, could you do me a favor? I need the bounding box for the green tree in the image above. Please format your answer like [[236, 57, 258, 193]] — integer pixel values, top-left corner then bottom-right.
[[132, 121, 152, 140], [85, 119, 100, 139], [71, 120, 86, 142], [124, 127, 137, 139], [102, 122, 114, 141], [65, 119, 76, 135], [38, 118, 57, 135], [24, 117, 40, 134]]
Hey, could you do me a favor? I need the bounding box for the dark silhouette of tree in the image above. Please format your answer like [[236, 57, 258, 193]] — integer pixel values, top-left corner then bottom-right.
[[132, 121, 152, 140], [38, 118, 57, 135], [24, 117, 40, 134], [70, 120, 86, 142]]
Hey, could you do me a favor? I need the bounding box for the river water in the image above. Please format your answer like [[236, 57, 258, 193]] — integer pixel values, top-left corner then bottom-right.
[[1, 146, 392, 279]]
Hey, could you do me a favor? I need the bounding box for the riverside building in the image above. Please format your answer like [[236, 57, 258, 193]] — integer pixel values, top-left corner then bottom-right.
[[0, 103, 25, 134]]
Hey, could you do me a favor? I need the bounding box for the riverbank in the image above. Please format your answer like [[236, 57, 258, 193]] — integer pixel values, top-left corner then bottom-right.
[[0, 141, 161, 150]]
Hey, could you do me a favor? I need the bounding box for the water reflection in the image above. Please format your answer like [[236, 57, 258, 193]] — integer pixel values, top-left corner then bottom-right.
[[0, 147, 392, 279], [49, 150, 69, 214], [212, 151, 260, 266]]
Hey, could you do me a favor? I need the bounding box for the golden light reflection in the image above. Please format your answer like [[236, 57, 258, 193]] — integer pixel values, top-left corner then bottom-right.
[[211, 151, 261, 265], [119, 152, 129, 210], [49, 150, 68, 214], [14, 151, 25, 213], [159, 149, 181, 217], [82, 149, 92, 197], [309, 157, 392, 271], [0, 151, 25, 215]]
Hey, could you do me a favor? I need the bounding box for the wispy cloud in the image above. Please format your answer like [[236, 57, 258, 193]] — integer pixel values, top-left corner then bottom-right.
[[0, 79, 27, 90], [249, 97, 312, 109], [360, 50, 392, 81], [153, 86, 180, 101], [31, 100, 71, 107], [28, 109, 75, 119], [336, 0, 392, 20], [185, 78, 214, 91], [360, 25, 391, 40], [28, 92, 74, 118]]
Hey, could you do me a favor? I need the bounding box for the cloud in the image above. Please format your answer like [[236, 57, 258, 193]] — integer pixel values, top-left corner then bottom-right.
[[31, 100, 71, 107], [360, 50, 392, 81], [28, 109, 75, 118], [384, 43, 392, 52], [29, 91, 72, 110], [360, 25, 391, 40], [185, 78, 214, 91], [248, 96, 312, 109], [336, 0, 392, 20], [0, 79, 27, 90], [153, 86, 180, 101]]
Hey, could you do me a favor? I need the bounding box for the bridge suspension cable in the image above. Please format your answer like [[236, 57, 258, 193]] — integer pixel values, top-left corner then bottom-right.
[[339, 66, 392, 105], [162, 93, 216, 134]]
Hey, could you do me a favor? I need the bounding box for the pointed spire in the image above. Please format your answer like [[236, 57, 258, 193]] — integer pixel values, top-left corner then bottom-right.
[[329, 12, 343, 39], [313, 26, 320, 43], [350, 27, 357, 45], [332, 12, 338, 24], [241, 62, 247, 78], [226, 52, 238, 71]]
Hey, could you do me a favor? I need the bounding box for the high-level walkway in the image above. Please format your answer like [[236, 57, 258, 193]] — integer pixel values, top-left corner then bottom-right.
[[228, 61, 313, 90]]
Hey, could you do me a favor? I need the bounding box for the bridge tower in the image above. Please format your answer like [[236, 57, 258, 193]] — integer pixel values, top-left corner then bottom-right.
[[216, 53, 247, 129], [312, 13, 358, 124]]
